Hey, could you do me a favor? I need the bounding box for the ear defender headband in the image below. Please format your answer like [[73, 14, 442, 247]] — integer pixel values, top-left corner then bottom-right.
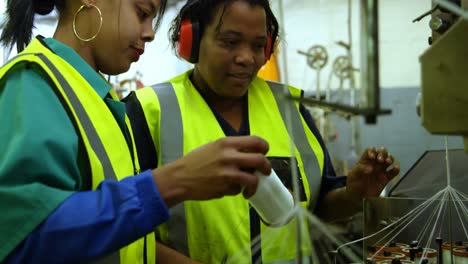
[[177, 18, 274, 64]]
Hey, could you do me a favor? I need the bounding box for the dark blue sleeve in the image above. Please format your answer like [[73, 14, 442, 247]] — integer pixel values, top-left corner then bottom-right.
[[4, 170, 169, 263], [299, 104, 347, 197]]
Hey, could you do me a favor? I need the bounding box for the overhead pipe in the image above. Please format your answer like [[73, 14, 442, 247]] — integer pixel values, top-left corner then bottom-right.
[[360, 0, 380, 124]]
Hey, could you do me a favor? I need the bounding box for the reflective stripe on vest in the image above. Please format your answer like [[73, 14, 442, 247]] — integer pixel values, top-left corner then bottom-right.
[[152, 80, 321, 263], [151, 83, 184, 165], [38, 54, 118, 181], [37, 54, 121, 264], [267, 81, 322, 210], [150, 83, 189, 256]]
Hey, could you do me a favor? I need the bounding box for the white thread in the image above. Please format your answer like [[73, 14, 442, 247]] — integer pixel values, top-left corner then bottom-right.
[[445, 136, 452, 187], [226, 207, 301, 264], [335, 189, 446, 258], [416, 196, 445, 243], [422, 191, 450, 261], [303, 211, 362, 263], [450, 188, 468, 239], [370, 193, 445, 259], [248, 169, 295, 227]]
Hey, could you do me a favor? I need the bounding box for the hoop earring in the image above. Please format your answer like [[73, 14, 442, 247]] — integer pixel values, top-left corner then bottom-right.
[[73, 4, 103, 42]]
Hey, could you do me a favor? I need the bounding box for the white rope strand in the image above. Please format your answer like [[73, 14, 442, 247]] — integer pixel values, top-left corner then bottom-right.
[[335, 190, 446, 259], [370, 191, 447, 259], [422, 190, 450, 261], [418, 190, 449, 245], [449, 188, 468, 239], [444, 136, 452, 187]]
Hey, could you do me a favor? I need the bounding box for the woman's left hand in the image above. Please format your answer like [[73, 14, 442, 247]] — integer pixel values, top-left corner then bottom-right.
[[346, 146, 400, 199]]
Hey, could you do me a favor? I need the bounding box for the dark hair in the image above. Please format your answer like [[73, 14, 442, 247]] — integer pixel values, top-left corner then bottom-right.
[[169, 0, 279, 55], [152, 0, 168, 35], [0, 0, 167, 53], [0, 0, 63, 53]]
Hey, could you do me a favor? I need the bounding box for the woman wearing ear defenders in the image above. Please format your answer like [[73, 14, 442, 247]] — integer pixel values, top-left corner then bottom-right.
[[125, 0, 400, 263], [0, 0, 273, 263]]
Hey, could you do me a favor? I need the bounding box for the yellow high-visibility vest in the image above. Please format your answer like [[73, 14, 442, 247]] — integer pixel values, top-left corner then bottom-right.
[[135, 71, 325, 264], [0, 37, 155, 264]]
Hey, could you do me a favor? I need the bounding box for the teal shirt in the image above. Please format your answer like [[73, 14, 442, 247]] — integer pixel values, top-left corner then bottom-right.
[[0, 38, 127, 259]]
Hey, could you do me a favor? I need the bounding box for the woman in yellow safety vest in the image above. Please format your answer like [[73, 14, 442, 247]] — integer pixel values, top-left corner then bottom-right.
[[125, 0, 401, 263], [0, 0, 271, 263]]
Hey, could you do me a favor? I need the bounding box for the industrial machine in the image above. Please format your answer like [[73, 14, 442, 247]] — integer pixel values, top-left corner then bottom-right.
[[420, 0, 468, 152], [361, 3, 468, 262]]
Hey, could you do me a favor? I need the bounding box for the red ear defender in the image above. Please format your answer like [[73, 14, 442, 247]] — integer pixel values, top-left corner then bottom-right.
[[264, 33, 273, 63], [177, 19, 201, 63]]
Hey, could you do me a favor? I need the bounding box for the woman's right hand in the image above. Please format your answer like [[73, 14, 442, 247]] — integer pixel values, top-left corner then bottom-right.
[[152, 136, 271, 207]]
